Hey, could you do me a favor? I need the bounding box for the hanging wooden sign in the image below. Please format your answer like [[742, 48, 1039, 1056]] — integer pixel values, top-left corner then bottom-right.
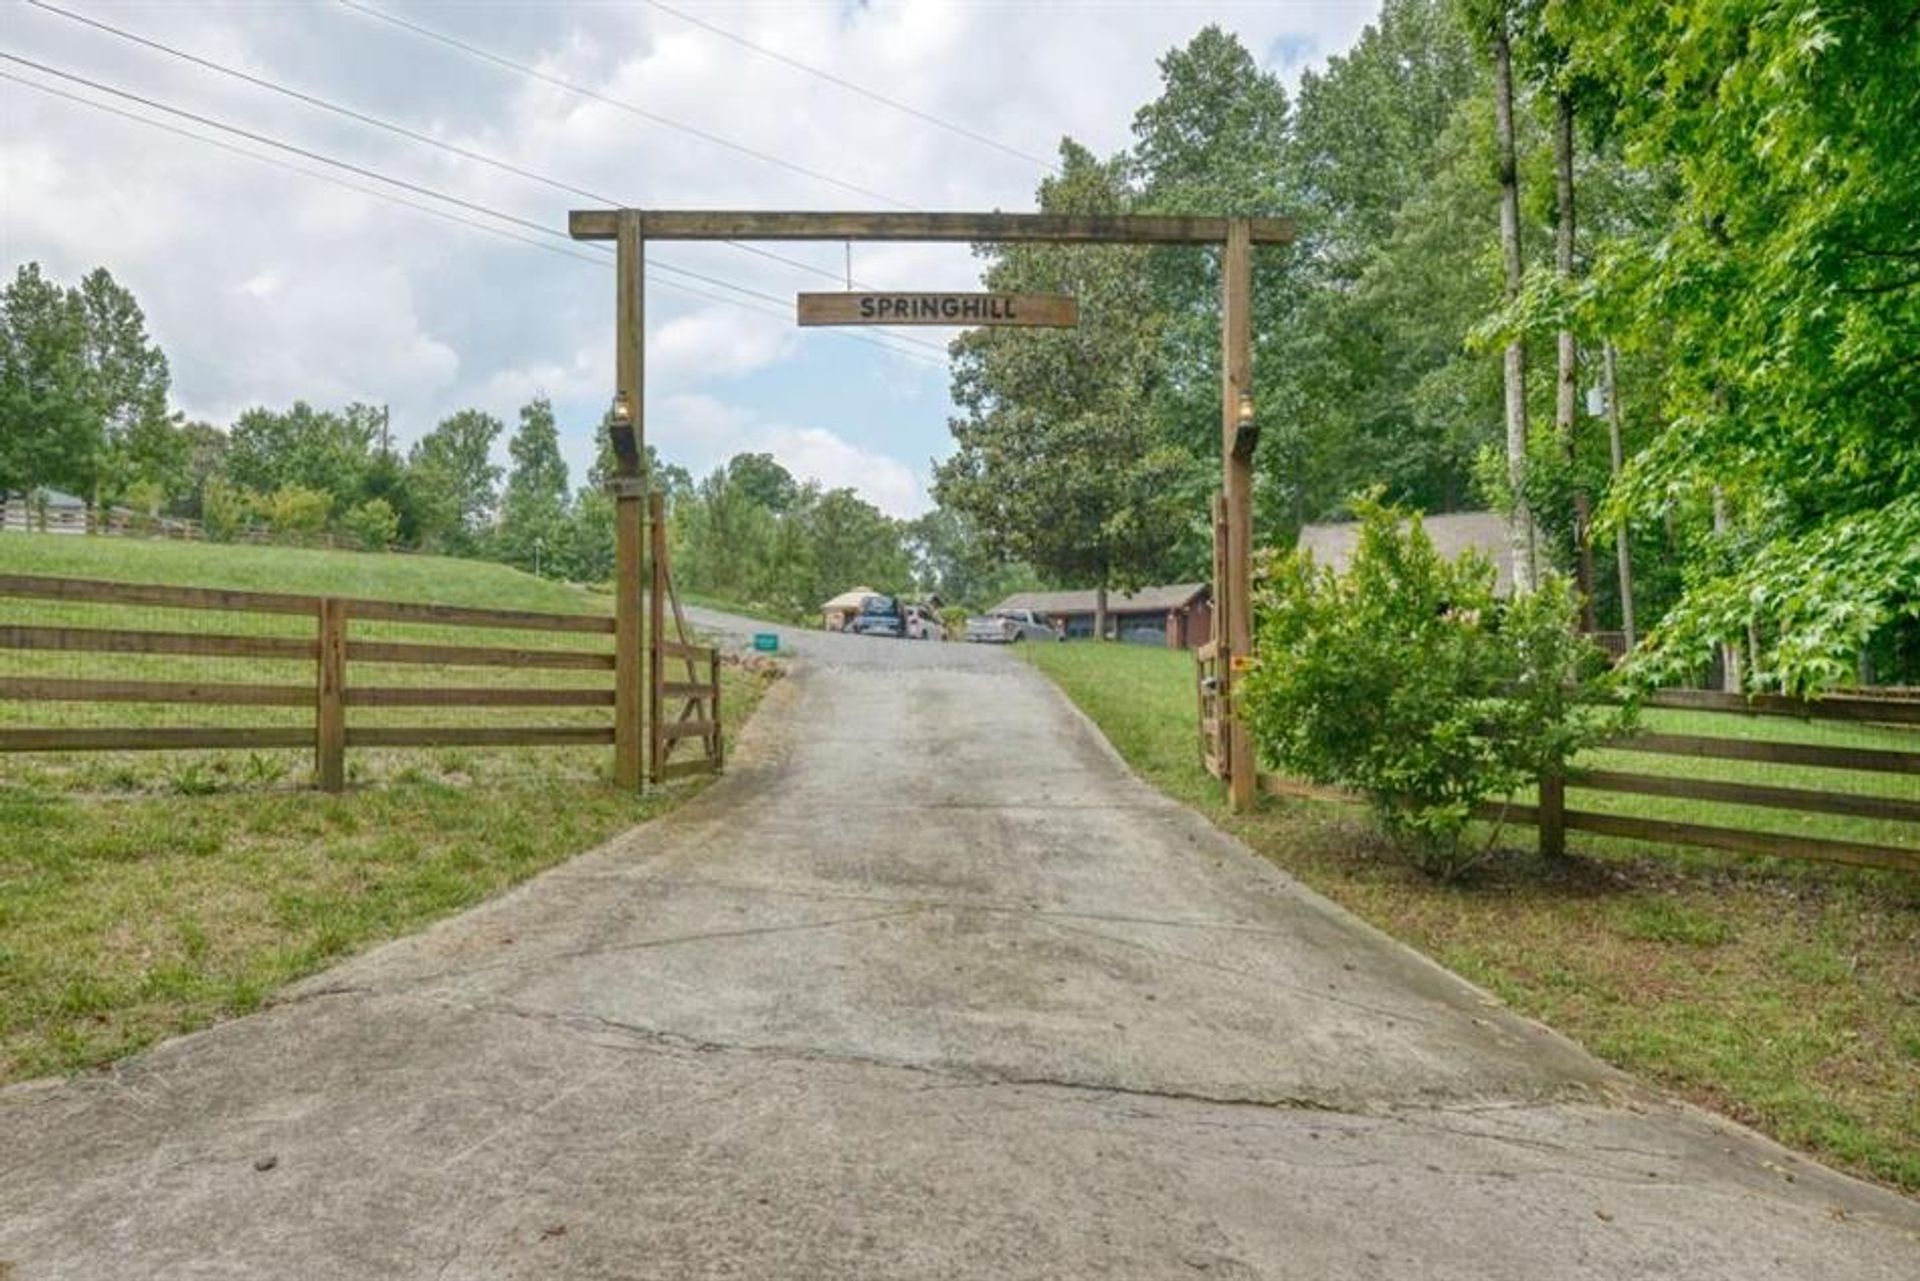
[[796, 292, 1078, 328]]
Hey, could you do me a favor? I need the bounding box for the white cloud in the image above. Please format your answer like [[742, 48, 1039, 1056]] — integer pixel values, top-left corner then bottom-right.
[[2, 0, 1380, 495], [655, 392, 929, 518]]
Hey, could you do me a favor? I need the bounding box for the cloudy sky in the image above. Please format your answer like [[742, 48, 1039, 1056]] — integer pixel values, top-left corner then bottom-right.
[[2, 0, 1378, 515]]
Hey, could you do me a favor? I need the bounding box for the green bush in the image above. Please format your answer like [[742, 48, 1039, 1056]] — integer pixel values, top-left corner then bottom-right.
[[259, 484, 330, 536], [342, 498, 399, 551], [1239, 498, 1620, 879]]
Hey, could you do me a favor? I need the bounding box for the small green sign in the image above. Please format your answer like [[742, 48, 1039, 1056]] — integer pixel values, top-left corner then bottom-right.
[[753, 633, 780, 653]]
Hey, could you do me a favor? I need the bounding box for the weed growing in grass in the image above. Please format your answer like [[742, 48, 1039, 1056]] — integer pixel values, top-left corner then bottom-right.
[[1612, 899, 1735, 946]]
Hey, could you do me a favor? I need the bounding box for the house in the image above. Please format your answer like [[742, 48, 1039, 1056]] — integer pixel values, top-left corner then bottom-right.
[[988, 583, 1213, 649], [820, 585, 879, 631], [0, 488, 89, 535], [1296, 511, 1516, 596]]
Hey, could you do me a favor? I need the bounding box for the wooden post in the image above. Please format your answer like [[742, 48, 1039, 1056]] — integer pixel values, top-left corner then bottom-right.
[[611, 210, 647, 791], [648, 491, 668, 783], [1220, 217, 1256, 812], [1538, 770, 1566, 858], [316, 597, 347, 792], [709, 647, 724, 772]]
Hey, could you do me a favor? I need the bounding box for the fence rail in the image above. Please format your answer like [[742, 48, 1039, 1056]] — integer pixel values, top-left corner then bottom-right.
[[0, 571, 723, 791], [1204, 659, 1920, 874]]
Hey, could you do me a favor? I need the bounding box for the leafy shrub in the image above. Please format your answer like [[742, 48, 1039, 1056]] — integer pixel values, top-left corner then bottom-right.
[[342, 497, 399, 551], [260, 484, 330, 535], [1239, 498, 1620, 879]]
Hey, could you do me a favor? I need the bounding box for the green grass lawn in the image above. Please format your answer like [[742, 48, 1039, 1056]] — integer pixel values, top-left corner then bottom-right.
[[1021, 640, 1920, 1193], [0, 535, 774, 1083]]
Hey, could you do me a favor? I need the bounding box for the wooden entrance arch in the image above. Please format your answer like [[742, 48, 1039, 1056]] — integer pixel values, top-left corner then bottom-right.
[[570, 209, 1293, 808]]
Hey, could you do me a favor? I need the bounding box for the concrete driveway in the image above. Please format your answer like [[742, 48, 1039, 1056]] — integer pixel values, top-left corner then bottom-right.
[[2, 610, 1915, 1278]]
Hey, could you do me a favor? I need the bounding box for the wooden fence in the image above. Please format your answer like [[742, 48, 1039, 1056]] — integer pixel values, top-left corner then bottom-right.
[[1200, 665, 1920, 874], [0, 572, 723, 790]]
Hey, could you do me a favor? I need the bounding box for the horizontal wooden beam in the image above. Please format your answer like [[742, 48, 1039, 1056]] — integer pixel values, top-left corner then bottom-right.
[[0, 572, 318, 616], [658, 640, 713, 662], [347, 599, 614, 635], [1560, 808, 1920, 874], [0, 677, 312, 706], [662, 719, 716, 741], [1570, 768, 1920, 823], [345, 726, 615, 748], [797, 292, 1077, 328], [0, 625, 314, 661], [1612, 732, 1920, 775], [658, 681, 716, 701], [570, 209, 1295, 246], [347, 640, 615, 671], [1635, 687, 1920, 726], [344, 686, 614, 708], [0, 727, 311, 753]]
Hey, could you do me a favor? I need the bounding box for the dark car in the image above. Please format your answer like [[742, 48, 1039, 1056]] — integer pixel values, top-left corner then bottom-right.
[[850, 594, 905, 638]]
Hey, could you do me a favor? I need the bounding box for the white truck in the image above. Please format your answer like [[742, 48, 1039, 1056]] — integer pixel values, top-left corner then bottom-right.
[[964, 608, 1060, 644]]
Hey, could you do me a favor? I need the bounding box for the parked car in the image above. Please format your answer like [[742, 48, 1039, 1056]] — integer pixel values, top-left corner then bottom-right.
[[903, 603, 943, 641], [850, 594, 905, 638], [964, 608, 1060, 643]]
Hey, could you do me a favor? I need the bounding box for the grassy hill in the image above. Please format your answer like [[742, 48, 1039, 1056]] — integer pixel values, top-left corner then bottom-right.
[[0, 533, 769, 1087], [0, 534, 607, 614]]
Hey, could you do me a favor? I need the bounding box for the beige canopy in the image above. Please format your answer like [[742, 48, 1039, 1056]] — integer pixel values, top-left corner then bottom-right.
[[821, 586, 879, 612]]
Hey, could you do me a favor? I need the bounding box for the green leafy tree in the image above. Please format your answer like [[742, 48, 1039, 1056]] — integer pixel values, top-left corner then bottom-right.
[[226, 401, 377, 514], [497, 396, 570, 575], [0, 262, 95, 498], [75, 268, 179, 505], [725, 452, 800, 513], [1547, 0, 1920, 691], [408, 408, 503, 554], [936, 140, 1197, 636]]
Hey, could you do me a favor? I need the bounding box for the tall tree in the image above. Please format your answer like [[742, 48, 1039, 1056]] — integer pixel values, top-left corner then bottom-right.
[[1487, 3, 1538, 593], [936, 141, 1195, 638], [226, 400, 377, 511], [0, 263, 93, 498], [409, 408, 503, 553], [74, 268, 177, 505], [498, 395, 570, 575], [1553, 0, 1920, 690]]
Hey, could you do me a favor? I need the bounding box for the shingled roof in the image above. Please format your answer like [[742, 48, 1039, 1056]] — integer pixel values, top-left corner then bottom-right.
[[989, 583, 1209, 617], [1296, 511, 1516, 596]]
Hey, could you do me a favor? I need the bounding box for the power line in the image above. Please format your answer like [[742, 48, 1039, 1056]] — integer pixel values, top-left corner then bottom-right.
[[0, 50, 944, 355], [335, 0, 917, 211], [639, 0, 1057, 173], [24, 0, 878, 292], [0, 64, 950, 368]]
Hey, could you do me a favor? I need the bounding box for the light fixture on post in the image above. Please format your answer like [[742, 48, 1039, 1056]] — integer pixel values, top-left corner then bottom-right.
[[1235, 387, 1257, 454], [608, 389, 639, 475]]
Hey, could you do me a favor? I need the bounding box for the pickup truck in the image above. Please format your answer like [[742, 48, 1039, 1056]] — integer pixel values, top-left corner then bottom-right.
[[964, 609, 1059, 644]]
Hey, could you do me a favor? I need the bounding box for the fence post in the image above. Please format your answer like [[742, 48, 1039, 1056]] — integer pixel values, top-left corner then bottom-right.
[[1538, 768, 1566, 858], [612, 476, 645, 791], [709, 647, 723, 772], [316, 598, 347, 792], [648, 492, 667, 784]]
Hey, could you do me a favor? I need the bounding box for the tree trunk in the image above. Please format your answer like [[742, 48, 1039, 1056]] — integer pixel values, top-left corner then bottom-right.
[[1712, 486, 1741, 692], [1554, 89, 1595, 626], [1493, 17, 1536, 594], [1094, 583, 1109, 642], [1603, 342, 1636, 649]]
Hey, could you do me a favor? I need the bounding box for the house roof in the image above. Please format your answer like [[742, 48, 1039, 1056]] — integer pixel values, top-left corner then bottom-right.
[[989, 583, 1210, 617], [821, 585, 879, 611], [1296, 511, 1516, 596], [5, 487, 86, 508]]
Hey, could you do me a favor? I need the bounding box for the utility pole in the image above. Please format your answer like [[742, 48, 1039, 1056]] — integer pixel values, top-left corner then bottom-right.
[[1603, 343, 1636, 650]]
